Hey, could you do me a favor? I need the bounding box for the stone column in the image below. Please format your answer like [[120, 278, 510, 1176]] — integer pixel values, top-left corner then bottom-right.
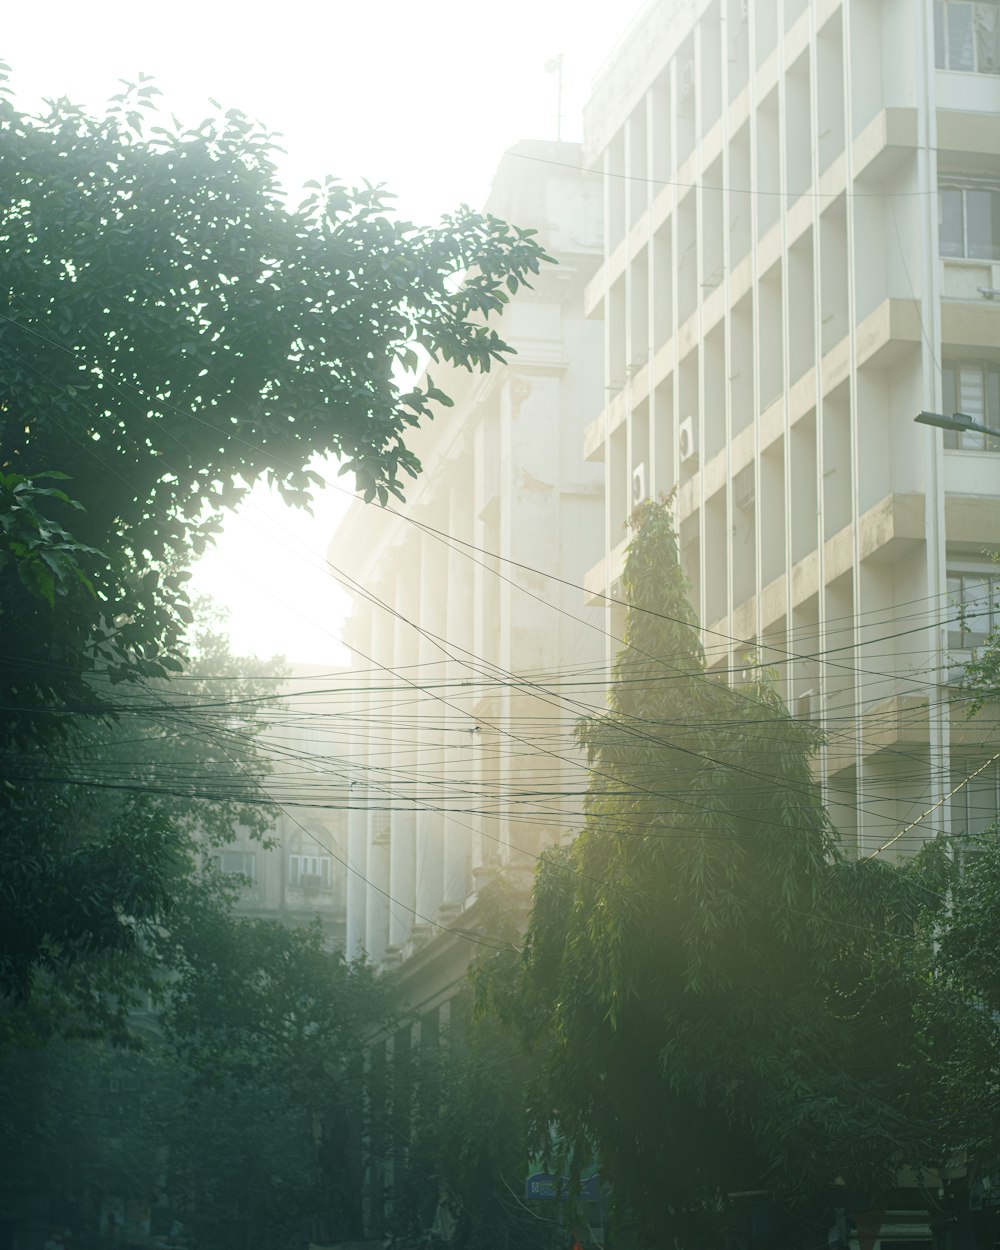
[[364, 596, 395, 965], [443, 485, 474, 910], [414, 525, 447, 928], [345, 625, 370, 960], [386, 546, 417, 956]]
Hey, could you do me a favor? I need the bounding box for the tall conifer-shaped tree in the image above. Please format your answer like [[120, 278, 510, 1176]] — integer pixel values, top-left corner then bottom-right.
[[480, 500, 939, 1248]]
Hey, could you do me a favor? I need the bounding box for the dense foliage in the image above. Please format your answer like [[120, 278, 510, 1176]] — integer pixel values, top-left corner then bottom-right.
[[0, 68, 549, 997], [0, 604, 285, 1031], [390, 879, 561, 1250], [0, 69, 548, 727], [0, 909, 391, 1250], [477, 501, 950, 1248]]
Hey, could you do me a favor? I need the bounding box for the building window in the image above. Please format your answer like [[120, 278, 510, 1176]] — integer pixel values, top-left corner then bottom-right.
[[947, 570, 1000, 651], [939, 182, 1000, 259], [951, 760, 1000, 843], [215, 850, 257, 882], [289, 854, 333, 890], [942, 359, 1000, 449], [935, 1, 1000, 73]]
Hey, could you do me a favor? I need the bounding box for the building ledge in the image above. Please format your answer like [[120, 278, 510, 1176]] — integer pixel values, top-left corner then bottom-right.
[[855, 297, 922, 371], [583, 410, 606, 462], [706, 494, 925, 641], [599, 387, 628, 444], [584, 266, 604, 320], [945, 492, 1000, 548], [650, 333, 675, 389], [941, 297, 1000, 351], [937, 104, 1000, 157], [583, 534, 629, 605], [861, 694, 930, 759], [852, 107, 919, 183], [859, 490, 925, 564]]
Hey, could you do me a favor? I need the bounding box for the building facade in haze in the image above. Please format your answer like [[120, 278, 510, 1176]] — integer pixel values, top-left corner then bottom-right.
[[582, 0, 1000, 857], [213, 666, 350, 944], [329, 139, 605, 1012]]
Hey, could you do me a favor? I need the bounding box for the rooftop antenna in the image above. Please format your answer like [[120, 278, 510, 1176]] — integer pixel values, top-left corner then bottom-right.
[[545, 53, 564, 141]]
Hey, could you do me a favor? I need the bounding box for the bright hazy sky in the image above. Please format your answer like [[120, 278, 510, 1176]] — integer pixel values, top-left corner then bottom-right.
[[3, 0, 646, 663]]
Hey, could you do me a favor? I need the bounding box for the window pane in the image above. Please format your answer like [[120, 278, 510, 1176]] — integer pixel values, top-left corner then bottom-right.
[[939, 188, 965, 256], [948, 575, 966, 649], [966, 189, 999, 259], [990, 577, 1000, 633], [988, 368, 1000, 435], [993, 188, 1000, 257], [964, 576, 992, 643], [959, 363, 987, 448], [959, 364, 985, 418], [220, 850, 255, 880], [936, 0, 947, 65], [948, 1, 976, 68], [974, 2, 1000, 72], [966, 775, 998, 836]]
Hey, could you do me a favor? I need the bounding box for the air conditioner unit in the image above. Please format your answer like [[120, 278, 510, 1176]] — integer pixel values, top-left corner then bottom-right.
[[679, 416, 698, 465], [734, 464, 755, 511], [301, 873, 324, 892], [631, 462, 648, 507], [796, 689, 819, 720]]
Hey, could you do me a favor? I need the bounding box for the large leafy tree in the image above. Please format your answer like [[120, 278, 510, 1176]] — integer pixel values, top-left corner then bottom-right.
[[0, 69, 549, 729], [917, 607, 1000, 1215], [0, 69, 549, 995], [478, 501, 942, 1248]]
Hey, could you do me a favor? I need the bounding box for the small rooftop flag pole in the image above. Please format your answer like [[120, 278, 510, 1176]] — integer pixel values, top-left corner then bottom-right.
[[545, 53, 564, 141]]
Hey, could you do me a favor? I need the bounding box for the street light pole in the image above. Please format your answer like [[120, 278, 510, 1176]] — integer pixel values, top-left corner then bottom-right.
[[915, 410, 1000, 440]]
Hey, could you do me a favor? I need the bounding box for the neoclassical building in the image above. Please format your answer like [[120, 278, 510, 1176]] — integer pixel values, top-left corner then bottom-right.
[[330, 140, 606, 1015]]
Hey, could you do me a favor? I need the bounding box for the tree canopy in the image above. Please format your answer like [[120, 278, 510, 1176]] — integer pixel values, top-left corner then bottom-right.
[[477, 500, 947, 1248], [0, 601, 285, 1032], [0, 69, 550, 1003], [0, 69, 551, 733], [0, 908, 392, 1250]]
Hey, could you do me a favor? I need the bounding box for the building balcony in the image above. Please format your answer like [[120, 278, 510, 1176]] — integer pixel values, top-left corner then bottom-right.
[[941, 293, 1000, 348], [943, 452, 1000, 499], [941, 257, 1000, 302], [945, 492, 1000, 550], [852, 107, 918, 183]]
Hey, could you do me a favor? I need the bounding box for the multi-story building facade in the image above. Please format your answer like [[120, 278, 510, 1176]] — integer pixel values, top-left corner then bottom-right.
[[582, 0, 1000, 856], [214, 665, 350, 944], [330, 139, 605, 1011]]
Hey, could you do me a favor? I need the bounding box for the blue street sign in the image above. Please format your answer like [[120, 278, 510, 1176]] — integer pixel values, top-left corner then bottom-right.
[[525, 1173, 601, 1202]]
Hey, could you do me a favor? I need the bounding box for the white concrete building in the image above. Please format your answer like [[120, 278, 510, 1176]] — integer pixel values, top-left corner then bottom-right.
[[582, 0, 1000, 855], [330, 141, 605, 1002]]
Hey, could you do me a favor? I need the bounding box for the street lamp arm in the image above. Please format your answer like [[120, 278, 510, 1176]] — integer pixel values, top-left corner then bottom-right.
[[915, 410, 1000, 438]]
